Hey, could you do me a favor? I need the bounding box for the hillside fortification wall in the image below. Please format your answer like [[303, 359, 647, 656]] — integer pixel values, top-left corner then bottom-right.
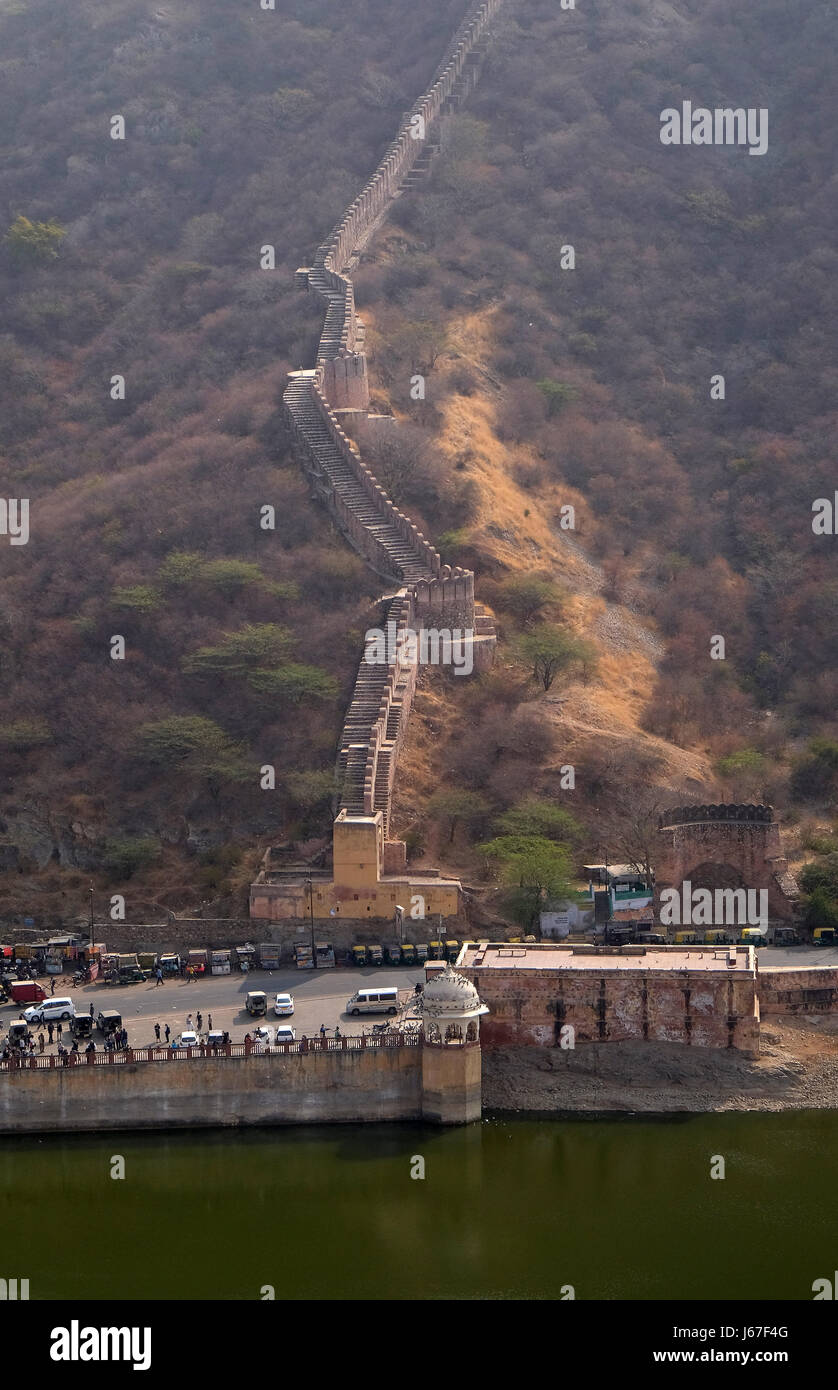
[[283, 0, 502, 841]]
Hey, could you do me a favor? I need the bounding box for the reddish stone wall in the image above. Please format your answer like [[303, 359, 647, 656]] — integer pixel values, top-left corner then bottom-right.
[[655, 808, 797, 922], [458, 964, 760, 1056], [758, 967, 838, 1015]]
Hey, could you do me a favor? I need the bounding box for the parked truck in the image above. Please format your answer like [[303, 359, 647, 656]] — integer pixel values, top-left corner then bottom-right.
[[9, 980, 47, 1005]]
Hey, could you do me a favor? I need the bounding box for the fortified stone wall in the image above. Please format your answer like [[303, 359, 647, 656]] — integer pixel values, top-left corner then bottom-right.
[[283, 0, 502, 840], [655, 805, 799, 923], [758, 967, 838, 1015], [458, 961, 761, 1056]]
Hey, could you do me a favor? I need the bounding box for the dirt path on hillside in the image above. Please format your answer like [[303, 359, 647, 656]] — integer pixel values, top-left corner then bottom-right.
[[482, 1018, 838, 1114]]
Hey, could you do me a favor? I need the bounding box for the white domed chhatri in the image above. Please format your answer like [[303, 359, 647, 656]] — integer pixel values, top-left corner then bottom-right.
[[420, 965, 488, 1043]]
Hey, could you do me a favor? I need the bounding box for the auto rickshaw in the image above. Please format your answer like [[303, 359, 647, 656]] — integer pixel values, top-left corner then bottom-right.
[[71, 1014, 94, 1041], [367, 944, 383, 966], [813, 927, 837, 948], [444, 940, 460, 964], [704, 929, 732, 945], [119, 966, 150, 984], [97, 1010, 122, 1036], [772, 927, 802, 946], [245, 991, 267, 1017], [351, 944, 368, 967], [428, 941, 444, 960], [414, 943, 428, 964], [739, 927, 768, 948], [160, 954, 180, 977], [673, 930, 698, 945], [7, 1020, 30, 1045], [384, 942, 402, 965], [401, 943, 416, 965]]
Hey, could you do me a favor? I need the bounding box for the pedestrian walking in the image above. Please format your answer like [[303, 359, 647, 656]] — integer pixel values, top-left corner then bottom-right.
[[37, 1032, 44, 1055], [186, 1013, 193, 1031], [50, 978, 55, 996], [154, 1023, 161, 1042], [56, 1020, 63, 1041], [47, 1022, 54, 1043], [164, 1024, 170, 1043], [196, 1011, 203, 1033], [207, 1012, 213, 1032], [89, 1002, 94, 1017], [155, 967, 163, 986]]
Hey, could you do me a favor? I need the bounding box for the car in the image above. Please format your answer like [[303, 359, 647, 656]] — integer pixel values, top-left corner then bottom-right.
[[22, 996, 76, 1025], [179, 1031, 199, 1048], [274, 1025, 296, 1044], [274, 992, 295, 1016]]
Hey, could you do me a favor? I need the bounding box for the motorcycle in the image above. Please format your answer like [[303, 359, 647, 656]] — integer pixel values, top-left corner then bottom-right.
[[73, 968, 90, 986]]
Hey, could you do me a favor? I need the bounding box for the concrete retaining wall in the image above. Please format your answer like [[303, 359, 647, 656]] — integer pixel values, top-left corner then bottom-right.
[[0, 1048, 423, 1134]]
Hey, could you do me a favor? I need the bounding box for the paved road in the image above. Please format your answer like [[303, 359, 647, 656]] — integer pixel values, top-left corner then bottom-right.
[[759, 945, 838, 969], [0, 966, 425, 1050]]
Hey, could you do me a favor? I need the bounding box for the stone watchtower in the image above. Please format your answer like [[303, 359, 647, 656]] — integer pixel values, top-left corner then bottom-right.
[[420, 966, 488, 1124], [655, 804, 799, 924]]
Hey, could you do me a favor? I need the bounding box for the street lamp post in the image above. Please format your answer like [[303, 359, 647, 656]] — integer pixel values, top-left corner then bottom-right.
[[307, 874, 317, 970]]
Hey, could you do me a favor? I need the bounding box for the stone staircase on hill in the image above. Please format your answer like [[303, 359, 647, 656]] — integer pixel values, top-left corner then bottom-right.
[[283, 0, 503, 838]]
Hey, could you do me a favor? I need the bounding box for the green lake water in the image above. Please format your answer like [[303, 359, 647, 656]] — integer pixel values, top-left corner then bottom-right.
[[0, 1112, 834, 1300]]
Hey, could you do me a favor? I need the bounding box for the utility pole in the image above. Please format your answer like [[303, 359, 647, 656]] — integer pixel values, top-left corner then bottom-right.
[[88, 883, 94, 951]]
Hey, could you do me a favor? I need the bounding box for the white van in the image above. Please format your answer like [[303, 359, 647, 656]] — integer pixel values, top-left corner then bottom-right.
[[346, 986, 399, 1017], [22, 997, 76, 1025]]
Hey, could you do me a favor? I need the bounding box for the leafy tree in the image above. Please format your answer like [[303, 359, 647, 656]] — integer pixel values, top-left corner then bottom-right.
[[0, 719, 52, 750], [285, 769, 335, 812], [5, 215, 65, 265], [157, 552, 204, 588], [111, 585, 161, 612], [479, 834, 575, 931], [133, 716, 250, 799], [496, 574, 562, 628], [428, 788, 490, 843], [181, 624, 293, 677], [101, 836, 160, 881], [517, 625, 597, 691], [790, 739, 838, 802], [199, 559, 263, 600], [535, 378, 577, 417], [246, 663, 337, 704], [799, 854, 838, 899], [495, 797, 580, 844]]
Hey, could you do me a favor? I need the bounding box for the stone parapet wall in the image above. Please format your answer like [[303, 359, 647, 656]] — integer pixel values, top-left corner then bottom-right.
[[758, 966, 838, 1015]]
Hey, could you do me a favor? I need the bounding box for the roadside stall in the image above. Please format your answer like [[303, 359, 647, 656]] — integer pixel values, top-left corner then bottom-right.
[[314, 941, 335, 968], [258, 944, 280, 971], [235, 945, 256, 973], [294, 942, 313, 970], [186, 949, 208, 977], [211, 949, 231, 976]]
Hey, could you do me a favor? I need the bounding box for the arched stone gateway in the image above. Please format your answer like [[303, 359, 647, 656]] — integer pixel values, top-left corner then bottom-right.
[[655, 804, 799, 924]]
